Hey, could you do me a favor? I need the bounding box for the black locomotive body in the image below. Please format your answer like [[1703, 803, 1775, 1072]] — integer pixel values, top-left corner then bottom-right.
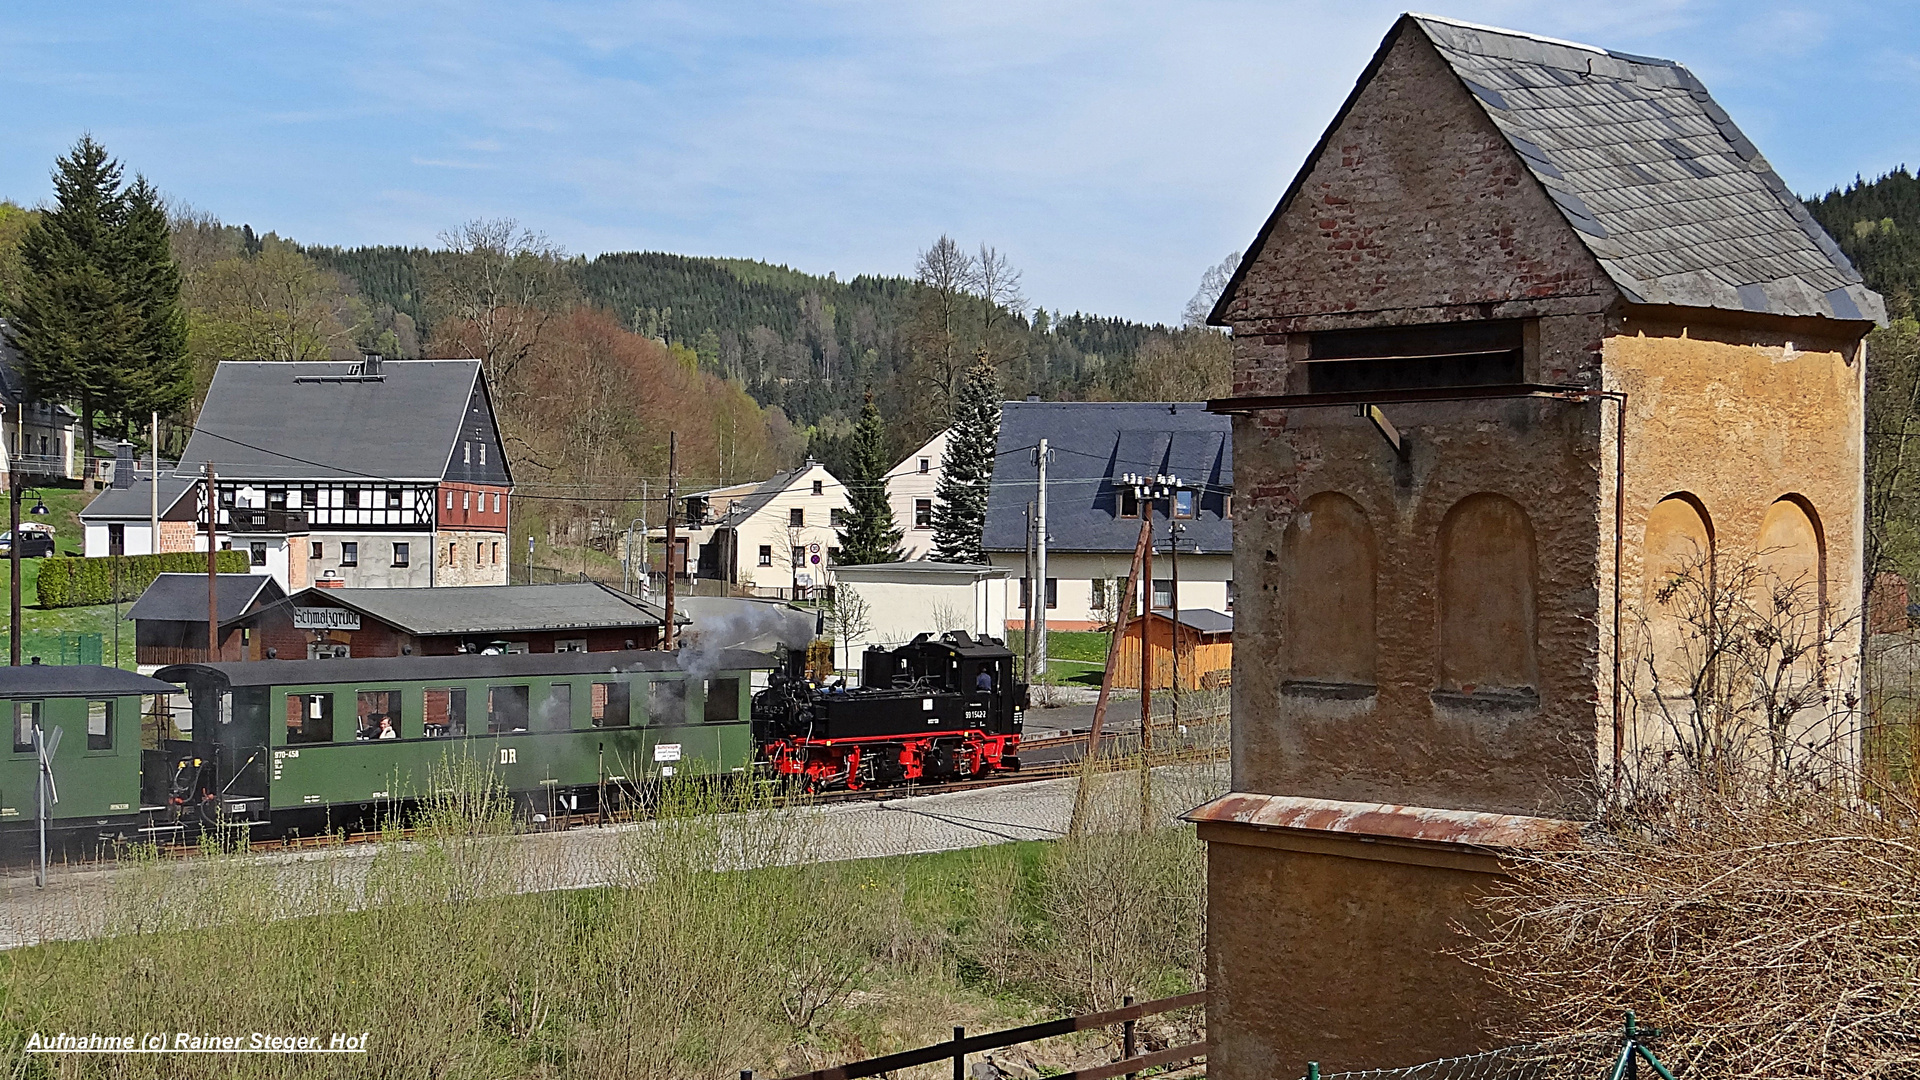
[[752, 631, 1026, 790]]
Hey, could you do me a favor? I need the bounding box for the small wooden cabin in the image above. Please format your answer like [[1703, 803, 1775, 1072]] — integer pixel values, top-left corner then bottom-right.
[[1112, 608, 1232, 690]]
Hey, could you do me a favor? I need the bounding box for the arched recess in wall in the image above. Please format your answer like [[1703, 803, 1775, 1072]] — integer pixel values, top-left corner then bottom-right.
[[1755, 495, 1826, 628], [1280, 491, 1377, 690], [1437, 493, 1538, 698], [1641, 494, 1715, 694]]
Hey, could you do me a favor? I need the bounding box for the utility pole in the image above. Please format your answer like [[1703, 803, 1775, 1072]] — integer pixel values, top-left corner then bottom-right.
[[10, 468, 21, 667], [1034, 439, 1049, 692], [206, 464, 219, 659], [1169, 513, 1183, 737], [1022, 501, 1035, 678], [149, 412, 159, 552], [663, 432, 677, 650], [1138, 479, 1153, 757]]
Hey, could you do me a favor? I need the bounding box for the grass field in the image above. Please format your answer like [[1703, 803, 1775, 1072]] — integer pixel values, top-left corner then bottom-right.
[[1007, 629, 1113, 686], [0, 483, 140, 667], [0, 771, 1207, 1079]]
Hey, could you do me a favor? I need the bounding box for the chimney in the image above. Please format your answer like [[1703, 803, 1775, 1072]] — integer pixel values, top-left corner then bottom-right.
[[360, 352, 383, 377], [113, 441, 135, 489]]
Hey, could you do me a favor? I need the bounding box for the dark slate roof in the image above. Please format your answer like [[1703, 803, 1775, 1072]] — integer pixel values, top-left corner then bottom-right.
[[707, 462, 833, 529], [0, 663, 178, 697], [157, 647, 778, 688], [79, 474, 198, 521], [126, 573, 285, 624], [1151, 607, 1234, 635], [985, 402, 1231, 556], [280, 582, 680, 635], [178, 359, 489, 481], [1212, 15, 1884, 326]]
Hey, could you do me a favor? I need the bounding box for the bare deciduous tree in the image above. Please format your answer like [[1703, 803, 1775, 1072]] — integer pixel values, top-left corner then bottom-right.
[[424, 218, 570, 398]]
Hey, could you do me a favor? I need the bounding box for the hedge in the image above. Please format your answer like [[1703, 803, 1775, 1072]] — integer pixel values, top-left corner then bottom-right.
[[36, 551, 253, 608]]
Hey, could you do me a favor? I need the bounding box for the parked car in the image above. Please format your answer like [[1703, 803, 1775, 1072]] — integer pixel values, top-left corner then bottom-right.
[[0, 529, 56, 558]]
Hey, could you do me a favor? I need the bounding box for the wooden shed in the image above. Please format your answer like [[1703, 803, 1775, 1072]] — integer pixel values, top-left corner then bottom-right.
[[1112, 608, 1232, 691]]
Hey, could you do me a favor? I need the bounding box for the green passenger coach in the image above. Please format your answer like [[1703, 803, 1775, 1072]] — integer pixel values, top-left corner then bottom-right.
[[154, 649, 775, 840], [0, 663, 179, 861]]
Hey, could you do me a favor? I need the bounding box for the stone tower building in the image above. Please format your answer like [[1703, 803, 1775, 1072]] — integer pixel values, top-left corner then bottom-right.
[[1188, 14, 1884, 1076]]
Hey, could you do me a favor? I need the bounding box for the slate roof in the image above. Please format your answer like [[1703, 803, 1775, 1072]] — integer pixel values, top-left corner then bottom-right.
[[705, 463, 830, 529], [1212, 14, 1885, 326], [0, 664, 178, 697], [984, 402, 1232, 556], [79, 474, 198, 521], [178, 360, 492, 481], [1150, 608, 1234, 635], [279, 582, 680, 636], [126, 573, 286, 625]]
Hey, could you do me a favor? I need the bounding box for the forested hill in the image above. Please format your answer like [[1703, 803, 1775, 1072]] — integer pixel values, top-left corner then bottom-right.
[[1806, 168, 1920, 318], [304, 243, 1217, 452]]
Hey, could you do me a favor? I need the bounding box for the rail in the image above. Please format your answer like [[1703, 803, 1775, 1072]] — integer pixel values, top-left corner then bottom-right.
[[768, 989, 1206, 1080]]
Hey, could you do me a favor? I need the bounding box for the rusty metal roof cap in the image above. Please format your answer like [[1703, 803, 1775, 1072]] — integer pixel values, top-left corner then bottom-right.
[[1184, 791, 1582, 851]]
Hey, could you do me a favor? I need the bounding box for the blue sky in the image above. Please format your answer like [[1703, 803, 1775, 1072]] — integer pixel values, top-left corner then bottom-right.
[[2, 1, 1914, 324]]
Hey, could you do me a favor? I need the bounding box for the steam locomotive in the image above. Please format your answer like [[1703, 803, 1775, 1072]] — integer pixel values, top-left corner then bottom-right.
[[752, 631, 1027, 791]]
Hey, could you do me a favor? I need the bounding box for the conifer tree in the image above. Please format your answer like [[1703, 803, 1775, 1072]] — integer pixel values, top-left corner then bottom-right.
[[836, 393, 903, 565], [930, 354, 1000, 564], [2, 137, 187, 476]]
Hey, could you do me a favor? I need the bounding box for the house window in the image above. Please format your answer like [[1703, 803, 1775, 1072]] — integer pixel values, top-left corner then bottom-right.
[[423, 687, 466, 738], [356, 690, 401, 741], [310, 542, 323, 559], [463, 442, 472, 464], [478, 443, 486, 466], [1174, 490, 1196, 519], [108, 523, 125, 556], [555, 639, 587, 653], [792, 546, 806, 570], [1119, 489, 1139, 518], [344, 488, 360, 509], [591, 682, 630, 727], [918, 458, 930, 474], [830, 508, 846, 527], [492, 492, 501, 513], [249, 541, 267, 566], [1222, 494, 1233, 518], [476, 543, 484, 566], [758, 545, 772, 567], [392, 542, 410, 567], [1018, 579, 1059, 610], [492, 542, 500, 565], [448, 541, 457, 565], [915, 499, 932, 529], [463, 491, 471, 511], [1152, 579, 1173, 610], [301, 488, 318, 509], [12, 701, 39, 753], [341, 542, 358, 567], [87, 699, 112, 751], [1090, 578, 1108, 610], [286, 692, 334, 744], [446, 490, 454, 510], [1226, 579, 1237, 611], [790, 508, 804, 527], [812, 480, 823, 496], [268, 490, 287, 511], [387, 488, 403, 509], [218, 488, 235, 509]]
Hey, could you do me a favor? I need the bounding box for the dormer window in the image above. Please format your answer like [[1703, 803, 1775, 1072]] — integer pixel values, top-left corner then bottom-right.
[[1173, 490, 1196, 519], [1119, 489, 1139, 518], [918, 458, 930, 473]]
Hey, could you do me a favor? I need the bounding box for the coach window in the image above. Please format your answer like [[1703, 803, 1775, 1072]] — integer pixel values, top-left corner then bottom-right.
[[543, 684, 573, 731], [424, 688, 466, 737], [704, 679, 740, 723], [649, 679, 689, 725], [13, 700, 40, 752], [87, 699, 114, 751], [591, 682, 631, 727], [488, 685, 530, 734], [356, 690, 401, 741], [286, 693, 334, 744]]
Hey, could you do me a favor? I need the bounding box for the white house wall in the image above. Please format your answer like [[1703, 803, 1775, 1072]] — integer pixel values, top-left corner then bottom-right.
[[884, 431, 948, 560], [830, 573, 1009, 676], [991, 549, 1234, 632]]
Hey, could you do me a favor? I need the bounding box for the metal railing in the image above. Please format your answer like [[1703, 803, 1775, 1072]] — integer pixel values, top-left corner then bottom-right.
[[768, 989, 1205, 1080]]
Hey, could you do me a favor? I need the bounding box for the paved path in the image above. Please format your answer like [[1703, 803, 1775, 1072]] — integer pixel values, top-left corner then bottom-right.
[[0, 762, 1227, 951]]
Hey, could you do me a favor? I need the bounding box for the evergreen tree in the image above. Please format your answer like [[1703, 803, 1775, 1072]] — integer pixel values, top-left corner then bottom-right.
[[930, 355, 1000, 563], [3, 136, 139, 479], [113, 176, 191, 432], [836, 393, 903, 565]]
